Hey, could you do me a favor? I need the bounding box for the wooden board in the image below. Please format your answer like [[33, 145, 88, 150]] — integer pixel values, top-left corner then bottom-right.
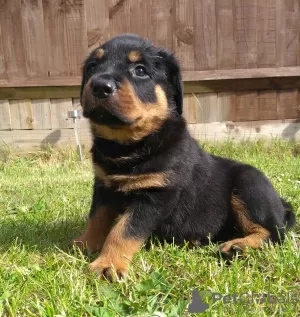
[[50, 98, 74, 129], [173, 0, 195, 71], [42, 0, 68, 77], [193, 0, 217, 70], [21, 0, 46, 77], [0, 0, 27, 78], [0, 18, 6, 78], [257, 0, 276, 67], [1, 67, 300, 88], [1, 120, 299, 150], [130, 0, 151, 39], [0, 100, 11, 130], [31, 99, 52, 130], [0, 128, 92, 150], [150, 0, 173, 50], [216, 92, 237, 122], [183, 94, 197, 124], [234, 0, 257, 68], [216, 0, 236, 69], [64, 0, 88, 76], [194, 93, 218, 123], [277, 89, 299, 119], [85, 0, 110, 50], [108, 0, 131, 37], [258, 90, 277, 120], [276, 0, 299, 67], [188, 120, 300, 141], [236, 91, 259, 121], [9, 100, 33, 130]]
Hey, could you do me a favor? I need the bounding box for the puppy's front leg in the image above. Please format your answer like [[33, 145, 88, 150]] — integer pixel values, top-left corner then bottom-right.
[[89, 200, 161, 281]]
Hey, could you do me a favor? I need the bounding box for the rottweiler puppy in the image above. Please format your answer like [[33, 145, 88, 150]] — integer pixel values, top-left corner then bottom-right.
[[74, 34, 296, 281]]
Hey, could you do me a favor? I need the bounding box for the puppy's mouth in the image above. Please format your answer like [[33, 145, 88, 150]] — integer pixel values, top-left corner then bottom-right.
[[84, 99, 138, 126], [82, 90, 140, 126]]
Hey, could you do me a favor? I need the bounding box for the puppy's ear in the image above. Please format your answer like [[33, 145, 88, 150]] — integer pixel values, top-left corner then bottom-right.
[[80, 67, 86, 105], [159, 50, 183, 115]]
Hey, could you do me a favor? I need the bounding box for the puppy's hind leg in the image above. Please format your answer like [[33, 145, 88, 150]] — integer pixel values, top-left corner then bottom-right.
[[219, 195, 271, 259]]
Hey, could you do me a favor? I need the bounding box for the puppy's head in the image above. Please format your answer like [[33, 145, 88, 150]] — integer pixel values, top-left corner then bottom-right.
[[81, 34, 183, 142]]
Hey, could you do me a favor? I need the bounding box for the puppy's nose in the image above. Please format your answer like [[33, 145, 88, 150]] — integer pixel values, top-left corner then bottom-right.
[[92, 78, 116, 99]]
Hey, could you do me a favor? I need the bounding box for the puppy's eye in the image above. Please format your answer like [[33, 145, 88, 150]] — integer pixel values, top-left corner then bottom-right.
[[87, 63, 97, 74], [133, 65, 148, 77]]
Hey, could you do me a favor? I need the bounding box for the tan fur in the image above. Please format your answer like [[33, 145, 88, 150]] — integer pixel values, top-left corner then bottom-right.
[[107, 172, 169, 192], [73, 207, 118, 251], [220, 195, 270, 253], [90, 83, 169, 142], [89, 212, 144, 280], [128, 50, 142, 62], [93, 165, 169, 192], [93, 163, 107, 181], [96, 48, 105, 59]]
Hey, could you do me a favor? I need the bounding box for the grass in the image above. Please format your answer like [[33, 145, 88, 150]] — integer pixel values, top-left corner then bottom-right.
[[0, 140, 299, 317]]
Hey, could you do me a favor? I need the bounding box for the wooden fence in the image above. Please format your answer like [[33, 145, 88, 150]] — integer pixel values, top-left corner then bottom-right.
[[0, 0, 300, 149]]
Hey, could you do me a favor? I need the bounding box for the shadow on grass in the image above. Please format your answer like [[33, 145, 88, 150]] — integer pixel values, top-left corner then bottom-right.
[[0, 217, 86, 253]]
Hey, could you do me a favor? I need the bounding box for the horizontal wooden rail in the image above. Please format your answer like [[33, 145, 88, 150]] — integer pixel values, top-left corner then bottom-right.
[[0, 67, 300, 88], [0, 67, 300, 99]]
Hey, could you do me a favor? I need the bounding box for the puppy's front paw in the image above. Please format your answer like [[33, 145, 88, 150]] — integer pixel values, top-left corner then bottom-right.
[[89, 256, 128, 282]]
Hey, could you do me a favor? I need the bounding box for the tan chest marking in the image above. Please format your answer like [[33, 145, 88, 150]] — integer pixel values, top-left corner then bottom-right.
[[93, 164, 169, 192]]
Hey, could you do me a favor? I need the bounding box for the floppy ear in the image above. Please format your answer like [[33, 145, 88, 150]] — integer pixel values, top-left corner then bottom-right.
[[80, 68, 86, 105], [159, 50, 183, 115]]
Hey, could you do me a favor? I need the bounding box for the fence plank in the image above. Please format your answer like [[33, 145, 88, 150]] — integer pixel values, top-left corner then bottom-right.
[[50, 98, 74, 129], [42, 0, 68, 77], [31, 99, 52, 130], [9, 100, 33, 130], [64, 0, 88, 76], [0, 100, 11, 130], [276, 0, 299, 67], [216, 0, 236, 69], [0, 128, 92, 150], [0, 0, 27, 78], [217, 92, 237, 122], [193, 0, 217, 70], [188, 120, 300, 141], [258, 90, 277, 120], [183, 94, 197, 124], [85, 0, 110, 50], [173, 0, 194, 71], [194, 93, 218, 123], [236, 91, 259, 121], [234, 0, 257, 68], [150, 0, 173, 50], [0, 21, 6, 78], [277, 89, 299, 119], [108, 0, 131, 37], [130, 0, 151, 39], [21, 0, 46, 77], [257, 0, 276, 67]]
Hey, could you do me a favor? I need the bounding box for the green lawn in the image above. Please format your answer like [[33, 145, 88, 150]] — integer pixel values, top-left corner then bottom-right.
[[0, 140, 299, 317]]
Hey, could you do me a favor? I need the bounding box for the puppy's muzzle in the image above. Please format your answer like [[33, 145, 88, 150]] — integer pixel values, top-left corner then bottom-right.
[[91, 77, 117, 99]]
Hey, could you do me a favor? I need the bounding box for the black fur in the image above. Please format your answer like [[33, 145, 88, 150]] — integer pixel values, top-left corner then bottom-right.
[[80, 34, 296, 261]]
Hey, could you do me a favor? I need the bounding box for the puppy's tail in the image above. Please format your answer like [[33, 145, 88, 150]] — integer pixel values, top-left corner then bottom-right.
[[281, 198, 296, 230]]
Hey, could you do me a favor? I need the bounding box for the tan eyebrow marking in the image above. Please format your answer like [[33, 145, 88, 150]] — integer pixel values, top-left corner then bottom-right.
[[96, 48, 105, 59], [128, 50, 142, 62]]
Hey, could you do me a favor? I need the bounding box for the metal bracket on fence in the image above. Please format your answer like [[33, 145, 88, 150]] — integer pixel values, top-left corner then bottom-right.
[[68, 110, 83, 161]]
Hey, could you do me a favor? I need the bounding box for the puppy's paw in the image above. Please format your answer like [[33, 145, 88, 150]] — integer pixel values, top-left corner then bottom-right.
[[89, 256, 128, 282], [218, 242, 247, 260]]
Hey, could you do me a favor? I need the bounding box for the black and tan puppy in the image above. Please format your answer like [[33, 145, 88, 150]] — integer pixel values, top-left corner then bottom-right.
[[75, 34, 296, 281]]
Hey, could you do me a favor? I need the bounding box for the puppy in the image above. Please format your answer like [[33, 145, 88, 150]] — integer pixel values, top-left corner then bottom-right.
[[75, 34, 296, 281]]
